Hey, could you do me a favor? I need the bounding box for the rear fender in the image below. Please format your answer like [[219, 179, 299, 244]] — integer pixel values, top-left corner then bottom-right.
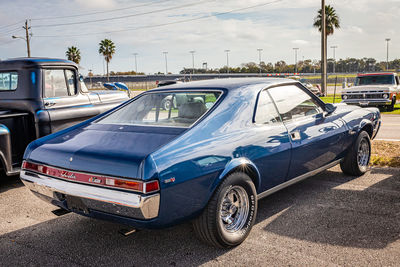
[[212, 157, 261, 192]]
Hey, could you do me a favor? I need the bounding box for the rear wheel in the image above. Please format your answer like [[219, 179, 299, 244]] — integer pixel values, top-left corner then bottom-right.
[[340, 131, 371, 176], [193, 172, 257, 248]]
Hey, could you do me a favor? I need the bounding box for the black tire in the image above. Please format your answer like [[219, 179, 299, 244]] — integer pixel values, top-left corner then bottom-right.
[[388, 97, 396, 112], [340, 131, 371, 176], [193, 172, 257, 248]]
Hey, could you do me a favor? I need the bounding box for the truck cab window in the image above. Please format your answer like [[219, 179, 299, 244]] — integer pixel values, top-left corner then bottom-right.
[[44, 69, 76, 98], [0, 72, 18, 91]]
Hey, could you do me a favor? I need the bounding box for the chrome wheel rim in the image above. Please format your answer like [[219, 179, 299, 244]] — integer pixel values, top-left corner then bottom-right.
[[219, 186, 249, 233], [357, 139, 370, 167]]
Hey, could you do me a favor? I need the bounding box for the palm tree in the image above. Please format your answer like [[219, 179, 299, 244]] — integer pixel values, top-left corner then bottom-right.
[[98, 39, 116, 81], [313, 5, 340, 36], [65, 46, 81, 65]]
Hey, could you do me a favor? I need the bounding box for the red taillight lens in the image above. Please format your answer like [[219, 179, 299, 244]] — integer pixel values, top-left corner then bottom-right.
[[22, 161, 160, 194], [144, 180, 160, 193]]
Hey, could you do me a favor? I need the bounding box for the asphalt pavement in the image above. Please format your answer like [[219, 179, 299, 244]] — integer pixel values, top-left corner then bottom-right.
[[0, 166, 399, 266], [376, 114, 400, 141]]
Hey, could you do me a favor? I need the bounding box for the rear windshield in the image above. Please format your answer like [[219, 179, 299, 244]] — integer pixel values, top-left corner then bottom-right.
[[355, 75, 395, 86], [0, 72, 18, 91], [97, 91, 222, 128]]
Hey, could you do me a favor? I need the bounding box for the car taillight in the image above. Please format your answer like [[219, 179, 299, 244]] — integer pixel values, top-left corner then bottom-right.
[[22, 161, 159, 194]]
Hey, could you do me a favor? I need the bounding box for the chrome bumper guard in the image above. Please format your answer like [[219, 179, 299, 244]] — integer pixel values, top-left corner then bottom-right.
[[342, 99, 392, 105], [20, 171, 160, 220]]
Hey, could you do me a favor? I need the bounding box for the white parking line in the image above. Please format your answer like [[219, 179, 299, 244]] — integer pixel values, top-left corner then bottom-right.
[[374, 139, 400, 142]]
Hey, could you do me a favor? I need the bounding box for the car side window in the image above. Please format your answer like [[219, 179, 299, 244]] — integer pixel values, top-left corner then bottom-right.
[[255, 90, 281, 124], [268, 85, 323, 122], [44, 69, 76, 98]]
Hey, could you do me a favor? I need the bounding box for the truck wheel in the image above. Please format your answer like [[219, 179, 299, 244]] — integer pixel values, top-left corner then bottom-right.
[[388, 97, 396, 112], [340, 131, 371, 176], [193, 172, 257, 248]]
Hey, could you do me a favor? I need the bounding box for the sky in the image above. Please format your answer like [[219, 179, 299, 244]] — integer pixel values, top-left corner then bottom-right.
[[0, 0, 399, 75]]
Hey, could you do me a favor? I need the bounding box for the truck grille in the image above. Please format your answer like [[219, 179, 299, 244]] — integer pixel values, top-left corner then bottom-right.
[[346, 93, 384, 99]]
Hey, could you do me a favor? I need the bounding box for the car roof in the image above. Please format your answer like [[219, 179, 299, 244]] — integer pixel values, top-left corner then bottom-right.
[[0, 57, 77, 69], [147, 77, 295, 92]]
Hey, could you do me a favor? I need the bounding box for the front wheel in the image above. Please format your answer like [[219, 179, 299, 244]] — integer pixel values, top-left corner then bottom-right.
[[387, 97, 396, 112], [340, 131, 371, 176], [193, 172, 257, 248]]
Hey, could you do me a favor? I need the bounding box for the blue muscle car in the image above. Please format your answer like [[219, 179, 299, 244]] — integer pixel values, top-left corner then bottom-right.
[[20, 78, 381, 248]]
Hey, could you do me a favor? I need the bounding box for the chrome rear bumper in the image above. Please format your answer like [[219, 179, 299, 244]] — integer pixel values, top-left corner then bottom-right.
[[20, 171, 159, 220]]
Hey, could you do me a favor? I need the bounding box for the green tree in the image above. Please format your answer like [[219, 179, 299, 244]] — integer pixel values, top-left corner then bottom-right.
[[65, 46, 81, 65], [313, 5, 340, 36], [98, 39, 116, 81]]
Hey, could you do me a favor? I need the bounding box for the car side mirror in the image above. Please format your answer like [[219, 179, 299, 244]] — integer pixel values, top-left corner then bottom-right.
[[325, 103, 337, 115]]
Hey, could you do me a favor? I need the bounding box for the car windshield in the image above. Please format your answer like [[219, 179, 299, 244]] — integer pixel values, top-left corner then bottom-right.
[[97, 91, 222, 127], [355, 75, 395, 86]]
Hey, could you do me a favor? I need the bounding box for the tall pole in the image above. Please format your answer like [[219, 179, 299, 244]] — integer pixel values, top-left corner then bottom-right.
[[257, 48, 263, 75], [163, 52, 168, 74], [133, 53, 138, 74], [224, 50, 230, 74], [23, 20, 31, 57], [321, 0, 327, 96], [293, 48, 299, 73], [189, 51, 195, 75], [386, 38, 391, 70], [331, 45, 338, 73]]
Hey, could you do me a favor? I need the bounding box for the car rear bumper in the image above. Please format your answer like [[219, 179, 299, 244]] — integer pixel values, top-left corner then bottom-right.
[[20, 170, 160, 220]]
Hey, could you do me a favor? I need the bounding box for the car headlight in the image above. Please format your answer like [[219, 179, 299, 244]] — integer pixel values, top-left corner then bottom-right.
[[383, 93, 389, 99], [342, 95, 348, 100]]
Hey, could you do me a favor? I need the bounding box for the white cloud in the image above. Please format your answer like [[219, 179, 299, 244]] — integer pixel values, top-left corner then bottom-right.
[[292, 40, 309, 45]]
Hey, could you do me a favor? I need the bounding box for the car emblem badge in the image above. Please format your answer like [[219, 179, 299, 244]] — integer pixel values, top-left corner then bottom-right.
[[89, 177, 102, 184], [164, 177, 176, 184], [61, 171, 76, 180], [69, 157, 73, 162]]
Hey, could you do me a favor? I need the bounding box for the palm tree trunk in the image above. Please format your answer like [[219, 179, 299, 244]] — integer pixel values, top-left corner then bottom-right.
[[107, 61, 109, 82]]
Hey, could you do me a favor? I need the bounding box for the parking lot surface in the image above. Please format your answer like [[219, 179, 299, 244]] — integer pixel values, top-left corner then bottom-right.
[[0, 166, 399, 266]]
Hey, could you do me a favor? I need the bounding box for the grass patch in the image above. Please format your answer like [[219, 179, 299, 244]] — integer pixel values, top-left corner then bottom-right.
[[371, 140, 400, 168], [320, 94, 342, 104]]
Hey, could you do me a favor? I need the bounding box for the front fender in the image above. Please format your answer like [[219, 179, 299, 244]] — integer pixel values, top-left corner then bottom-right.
[[212, 157, 261, 192]]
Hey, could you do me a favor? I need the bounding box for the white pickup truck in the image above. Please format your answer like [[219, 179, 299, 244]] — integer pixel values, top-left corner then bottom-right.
[[341, 73, 399, 111]]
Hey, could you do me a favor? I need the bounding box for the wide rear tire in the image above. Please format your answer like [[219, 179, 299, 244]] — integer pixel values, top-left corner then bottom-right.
[[340, 131, 371, 176], [193, 172, 257, 248]]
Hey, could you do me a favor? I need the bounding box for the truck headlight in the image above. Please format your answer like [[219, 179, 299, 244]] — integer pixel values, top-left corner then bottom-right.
[[342, 95, 348, 100], [383, 93, 389, 99]]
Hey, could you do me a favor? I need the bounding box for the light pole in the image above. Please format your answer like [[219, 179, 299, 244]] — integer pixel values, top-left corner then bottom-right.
[[385, 38, 391, 70], [331, 45, 338, 73], [321, 0, 327, 96], [293, 48, 299, 73], [162, 52, 168, 74], [133, 53, 138, 74], [224, 50, 230, 74], [88, 69, 93, 87], [257, 48, 263, 75], [12, 20, 31, 57], [190, 51, 196, 75]]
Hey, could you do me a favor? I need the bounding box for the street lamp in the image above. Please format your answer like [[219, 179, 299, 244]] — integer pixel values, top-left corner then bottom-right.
[[257, 48, 263, 75], [132, 53, 138, 74], [162, 52, 168, 74], [293, 48, 299, 73], [331, 45, 338, 73], [12, 20, 31, 57], [224, 50, 230, 74], [385, 38, 391, 70], [189, 51, 196, 75]]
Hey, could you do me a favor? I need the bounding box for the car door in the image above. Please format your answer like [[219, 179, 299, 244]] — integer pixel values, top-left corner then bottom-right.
[[43, 68, 95, 133], [251, 89, 292, 191], [268, 84, 347, 180]]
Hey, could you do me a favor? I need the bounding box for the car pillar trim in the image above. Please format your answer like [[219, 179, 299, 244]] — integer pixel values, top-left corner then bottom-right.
[[20, 171, 160, 220]]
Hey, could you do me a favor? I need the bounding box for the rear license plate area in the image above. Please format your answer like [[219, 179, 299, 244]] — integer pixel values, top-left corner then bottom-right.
[[66, 195, 89, 214]]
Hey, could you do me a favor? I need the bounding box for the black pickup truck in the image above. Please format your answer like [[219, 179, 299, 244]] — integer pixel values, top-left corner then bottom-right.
[[0, 58, 129, 176]]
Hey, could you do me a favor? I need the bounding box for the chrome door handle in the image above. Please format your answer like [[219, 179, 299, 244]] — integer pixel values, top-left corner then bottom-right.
[[290, 131, 301, 141], [44, 101, 56, 107]]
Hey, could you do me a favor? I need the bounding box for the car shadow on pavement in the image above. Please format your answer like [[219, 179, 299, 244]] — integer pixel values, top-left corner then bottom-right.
[[0, 167, 398, 266], [0, 174, 23, 194], [258, 167, 400, 249]]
